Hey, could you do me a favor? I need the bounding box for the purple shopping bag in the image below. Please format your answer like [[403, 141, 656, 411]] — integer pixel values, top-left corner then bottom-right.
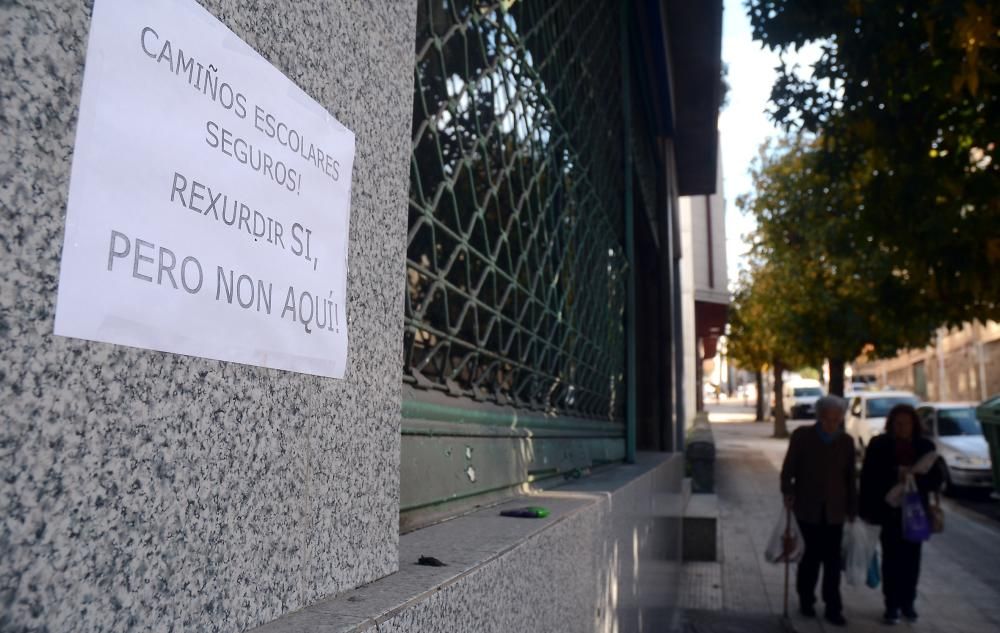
[[902, 477, 931, 543]]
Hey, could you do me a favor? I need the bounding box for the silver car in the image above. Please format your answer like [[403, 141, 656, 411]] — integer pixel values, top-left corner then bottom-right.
[[917, 403, 994, 493]]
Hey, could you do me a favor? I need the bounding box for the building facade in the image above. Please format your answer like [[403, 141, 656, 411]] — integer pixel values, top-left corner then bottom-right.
[[854, 321, 1000, 403], [679, 148, 729, 419], [1, 1, 723, 631]]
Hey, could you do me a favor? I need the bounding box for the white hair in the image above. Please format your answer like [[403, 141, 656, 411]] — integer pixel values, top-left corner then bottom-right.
[[815, 395, 847, 421]]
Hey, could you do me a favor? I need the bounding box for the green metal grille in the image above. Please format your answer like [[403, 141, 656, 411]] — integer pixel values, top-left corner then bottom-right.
[[405, 0, 626, 421]]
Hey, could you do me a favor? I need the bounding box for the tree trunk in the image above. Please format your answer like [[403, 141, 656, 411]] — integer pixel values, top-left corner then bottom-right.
[[773, 361, 788, 438], [755, 369, 765, 422], [828, 357, 846, 397]]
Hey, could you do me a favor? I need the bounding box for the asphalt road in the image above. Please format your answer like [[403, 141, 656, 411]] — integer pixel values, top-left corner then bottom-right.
[[946, 488, 1000, 525], [932, 492, 1000, 609]]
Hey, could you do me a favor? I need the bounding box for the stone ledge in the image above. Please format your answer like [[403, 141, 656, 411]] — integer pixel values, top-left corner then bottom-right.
[[686, 412, 716, 494], [682, 494, 719, 562], [249, 453, 680, 632]]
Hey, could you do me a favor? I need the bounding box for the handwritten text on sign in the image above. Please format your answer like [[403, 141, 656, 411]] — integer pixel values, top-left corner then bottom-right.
[[55, 0, 354, 378]]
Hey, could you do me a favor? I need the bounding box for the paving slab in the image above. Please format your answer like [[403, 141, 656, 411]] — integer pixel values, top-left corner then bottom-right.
[[683, 609, 792, 633], [679, 563, 723, 611]]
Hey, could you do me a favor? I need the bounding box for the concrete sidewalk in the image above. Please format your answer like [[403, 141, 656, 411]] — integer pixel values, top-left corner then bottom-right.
[[683, 609, 792, 633], [680, 403, 1000, 633]]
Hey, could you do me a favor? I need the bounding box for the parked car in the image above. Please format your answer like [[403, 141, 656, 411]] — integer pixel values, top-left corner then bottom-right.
[[783, 379, 825, 419], [917, 403, 994, 494], [850, 374, 878, 390], [846, 390, 921, 454]]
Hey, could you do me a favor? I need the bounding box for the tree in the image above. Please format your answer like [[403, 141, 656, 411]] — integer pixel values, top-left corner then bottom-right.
[[738, 137, 940, 396], [727, 281, 770, 423], [727, 266, 811, 437], [747, 0, 1000, 326]]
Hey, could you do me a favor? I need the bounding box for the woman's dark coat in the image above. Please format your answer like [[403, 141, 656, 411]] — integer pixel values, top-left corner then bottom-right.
[[859, 434, 943, 526]]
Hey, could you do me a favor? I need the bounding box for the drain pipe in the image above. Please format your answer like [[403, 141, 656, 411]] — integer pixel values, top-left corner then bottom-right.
[[621, 0, 637, 464]]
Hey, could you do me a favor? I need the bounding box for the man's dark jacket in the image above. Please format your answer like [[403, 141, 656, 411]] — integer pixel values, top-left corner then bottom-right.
[[780, 425, 858, 525], [859, 434, 942, 526]]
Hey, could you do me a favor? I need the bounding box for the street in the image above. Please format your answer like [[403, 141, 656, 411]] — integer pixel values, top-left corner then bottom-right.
[[946, 488, 1000, 525], [690, 403, 1000, 633]]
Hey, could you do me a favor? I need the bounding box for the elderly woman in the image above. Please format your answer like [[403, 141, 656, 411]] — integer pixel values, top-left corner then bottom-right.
[[780, 395, 857, 628], [860, 404, 942, 625]]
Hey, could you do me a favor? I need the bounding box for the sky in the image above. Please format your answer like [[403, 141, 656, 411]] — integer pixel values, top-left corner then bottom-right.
[[719, 0, 818, 287]]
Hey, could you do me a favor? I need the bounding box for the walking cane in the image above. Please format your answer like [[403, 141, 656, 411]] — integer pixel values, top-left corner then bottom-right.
[[783, 506, 791, 619]]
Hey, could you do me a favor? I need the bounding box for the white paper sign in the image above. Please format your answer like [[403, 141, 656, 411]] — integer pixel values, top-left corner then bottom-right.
[[55, 0, 355, 378]]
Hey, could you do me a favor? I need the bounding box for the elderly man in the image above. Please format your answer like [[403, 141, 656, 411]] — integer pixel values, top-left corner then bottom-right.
[[780, 395, 857, 627]]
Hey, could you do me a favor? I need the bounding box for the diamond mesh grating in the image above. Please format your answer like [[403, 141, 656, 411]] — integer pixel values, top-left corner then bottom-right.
[[405, 0, 626, 422]]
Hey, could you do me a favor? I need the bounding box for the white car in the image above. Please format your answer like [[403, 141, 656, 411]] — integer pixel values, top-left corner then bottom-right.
[[784, 379, 824, 419], [846, 390, 921, 453], [917, 403, 994, 493]]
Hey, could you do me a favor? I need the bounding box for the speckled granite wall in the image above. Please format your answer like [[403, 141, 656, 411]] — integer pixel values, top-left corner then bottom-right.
[[249, 454, 684, 633], [377, 460, 685, 633], [0, 1, 415, 632]]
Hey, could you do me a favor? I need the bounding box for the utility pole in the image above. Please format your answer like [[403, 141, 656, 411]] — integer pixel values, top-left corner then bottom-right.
[[936, 328, 948, 402], [974, 321, 988, 402]]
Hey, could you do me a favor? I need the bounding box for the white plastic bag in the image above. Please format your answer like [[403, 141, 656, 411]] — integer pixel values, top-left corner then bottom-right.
[[842, 520, 880, 586], [885, 451, 939, 508], [765, 509, 804, 564]]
